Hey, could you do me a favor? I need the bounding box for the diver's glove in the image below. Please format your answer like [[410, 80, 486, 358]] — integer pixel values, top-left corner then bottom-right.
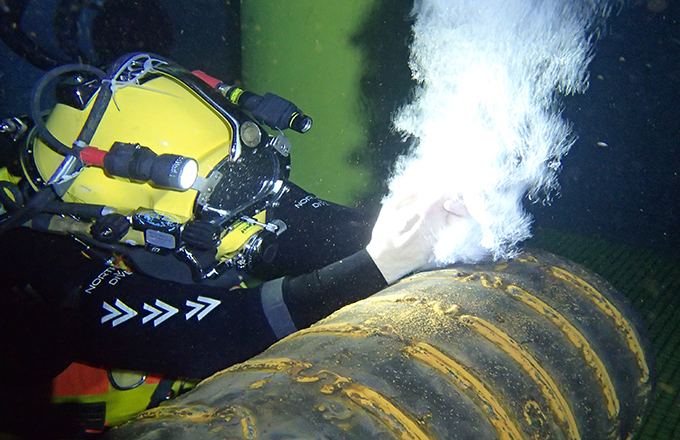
[[366, 194, 469, 284]]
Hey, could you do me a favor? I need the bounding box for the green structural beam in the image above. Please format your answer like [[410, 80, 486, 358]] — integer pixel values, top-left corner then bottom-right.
[[241, 0, 376, 206]]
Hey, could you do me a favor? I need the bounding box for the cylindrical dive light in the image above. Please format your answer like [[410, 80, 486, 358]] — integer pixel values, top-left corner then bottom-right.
[[80, 143, 198, 191], [108, 250, 653, 440]]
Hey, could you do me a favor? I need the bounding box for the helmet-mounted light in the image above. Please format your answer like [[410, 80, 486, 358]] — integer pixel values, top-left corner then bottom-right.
[[80, 142, 199, 191]]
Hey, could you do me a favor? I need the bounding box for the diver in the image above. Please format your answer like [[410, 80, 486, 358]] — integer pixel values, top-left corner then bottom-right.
[[0, 53, 464, 437]]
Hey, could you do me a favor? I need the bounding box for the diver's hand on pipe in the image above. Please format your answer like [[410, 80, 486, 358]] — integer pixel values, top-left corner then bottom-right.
[[366, 194, 469, 284]]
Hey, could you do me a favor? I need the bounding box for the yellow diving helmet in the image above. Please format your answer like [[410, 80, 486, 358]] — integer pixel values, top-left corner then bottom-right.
[[12, 53, 312, 282]]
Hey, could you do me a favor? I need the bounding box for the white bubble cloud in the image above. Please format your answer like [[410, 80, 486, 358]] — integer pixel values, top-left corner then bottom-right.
[[388, 0, 618, 264]]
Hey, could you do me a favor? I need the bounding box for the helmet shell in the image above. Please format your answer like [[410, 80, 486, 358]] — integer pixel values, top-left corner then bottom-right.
[[29, 74, 235, 222]]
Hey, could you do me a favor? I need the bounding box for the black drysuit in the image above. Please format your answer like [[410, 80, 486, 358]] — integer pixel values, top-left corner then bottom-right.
[[0, 183, 387, 436]]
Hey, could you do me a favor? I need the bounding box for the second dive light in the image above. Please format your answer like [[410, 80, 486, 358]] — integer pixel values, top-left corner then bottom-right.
[[192, 70, 313, 134], [80, 142, 199, 191]]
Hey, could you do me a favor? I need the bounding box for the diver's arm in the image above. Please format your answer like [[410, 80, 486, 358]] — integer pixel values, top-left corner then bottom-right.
[[260, 194, 468, 335], [246, 183, 376, 280], [0, 195, 458, 379], [72, 248, 386, 379], [260, 249, 387, 336], [74, 209, 413, 379]]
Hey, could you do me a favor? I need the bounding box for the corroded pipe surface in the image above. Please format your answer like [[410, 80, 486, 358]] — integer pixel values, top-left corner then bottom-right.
[[108, 250, 652, 440]]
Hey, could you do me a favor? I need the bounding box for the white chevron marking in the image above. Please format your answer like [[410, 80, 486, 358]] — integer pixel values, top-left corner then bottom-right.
[[101, 299, 138, 327], [152, 299, 178, 326], [142, 303, 162, 325], [185, 296, 221, 321], [101, 301, 120, 324]]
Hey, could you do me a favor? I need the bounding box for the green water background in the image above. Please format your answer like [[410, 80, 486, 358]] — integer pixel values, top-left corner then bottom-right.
[[241, 0, 413, 211]]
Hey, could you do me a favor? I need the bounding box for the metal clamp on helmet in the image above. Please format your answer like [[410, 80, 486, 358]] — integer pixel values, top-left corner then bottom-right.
[[5, 52, 306, 283], [0, 117, 29, 141]]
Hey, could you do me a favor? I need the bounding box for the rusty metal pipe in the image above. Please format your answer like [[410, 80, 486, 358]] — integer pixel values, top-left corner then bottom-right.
[[108, 250, 653, 440]]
